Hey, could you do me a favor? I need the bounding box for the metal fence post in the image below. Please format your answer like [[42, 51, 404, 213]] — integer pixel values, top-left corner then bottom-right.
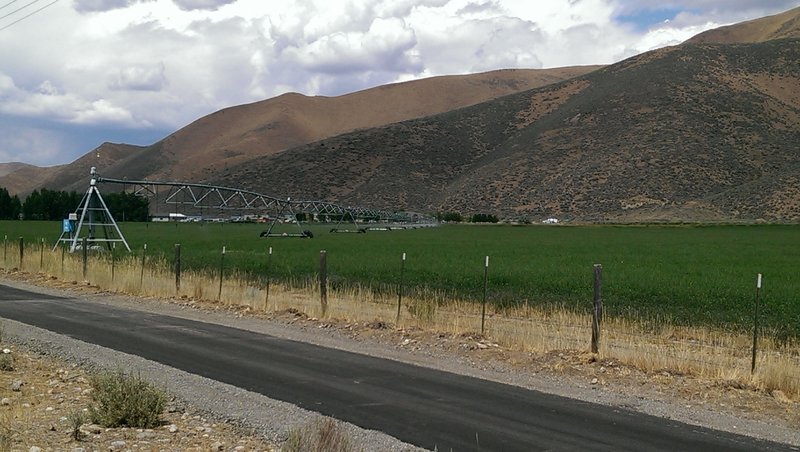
[[174, 244, 181, 294], [81, 237, 88, 279], [18, 237, 23, 270], [396, 252, 406, 325], [217, 246, 226, 301], [752, 273, 762, 374], [591, 264, 603, 354], [481, 255, 489, 335], [319, 250, 328, 317], [264, 246, 273, 311]]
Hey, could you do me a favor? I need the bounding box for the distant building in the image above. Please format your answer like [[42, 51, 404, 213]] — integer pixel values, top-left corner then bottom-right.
[[542, 218, 559, 224]]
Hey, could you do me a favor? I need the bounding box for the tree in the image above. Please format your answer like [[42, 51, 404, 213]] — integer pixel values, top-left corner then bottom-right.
[[0, 187, 21, 220], [440, 212, 463, 222], [103, 192, 149, 222], [470, 213, 499, 223], [22, 189, 81, 220]]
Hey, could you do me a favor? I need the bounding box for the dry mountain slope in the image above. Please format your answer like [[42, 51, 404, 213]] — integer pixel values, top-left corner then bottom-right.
[[0, 66, 599, 196], [687, 6, 800, 44], [212, 38, 800, 222]]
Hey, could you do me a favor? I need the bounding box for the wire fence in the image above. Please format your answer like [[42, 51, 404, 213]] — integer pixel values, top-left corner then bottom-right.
[[1, 237, 799, 395]]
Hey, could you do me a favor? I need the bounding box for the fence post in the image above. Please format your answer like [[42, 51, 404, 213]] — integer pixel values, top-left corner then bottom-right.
[[752, 273, 762, 374], [319, 250, 328, 317], [139, 244, 147, 290], [481, 255, 489, 335], [18, 237, 23, 270], [111, 242, 116, 282], [264, 246, 272, 311], [3, 235, 6, 268], [591, 264, 603, 354], [81, 237, 88, 279], [61, 244, 65, 275], [39, 238, 44, 271], [396, 252, 406, 325], [174, 244, 182, 294], [217, 246, 226, 301]]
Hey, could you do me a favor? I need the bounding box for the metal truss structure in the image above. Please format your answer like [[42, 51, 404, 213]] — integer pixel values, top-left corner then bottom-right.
[[96, 176, 437, 227]]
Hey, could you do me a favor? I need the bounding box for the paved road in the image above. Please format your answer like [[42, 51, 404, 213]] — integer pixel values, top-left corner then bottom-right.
[[0, 284, 794, 451]]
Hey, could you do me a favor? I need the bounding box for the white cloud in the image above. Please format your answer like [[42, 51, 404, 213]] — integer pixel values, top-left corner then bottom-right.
[[108, 64, 168, 91], [0, 0, 797, 166]]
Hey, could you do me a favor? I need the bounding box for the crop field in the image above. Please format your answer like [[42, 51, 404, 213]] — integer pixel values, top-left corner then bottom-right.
[[1, 221, 798, 337]]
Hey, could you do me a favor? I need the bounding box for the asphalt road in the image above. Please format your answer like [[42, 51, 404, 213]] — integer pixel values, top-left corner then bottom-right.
[[0, 283, 794, 451]]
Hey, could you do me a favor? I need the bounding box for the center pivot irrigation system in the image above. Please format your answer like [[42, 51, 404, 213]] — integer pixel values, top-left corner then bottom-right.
[[54, 168, 438, 252]]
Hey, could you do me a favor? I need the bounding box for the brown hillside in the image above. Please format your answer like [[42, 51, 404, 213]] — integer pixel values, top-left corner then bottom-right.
[[686, 6, 800, 44], [63, 66, 599, 192], [0, 163, 61, 195], [212, 38, 800, 222]]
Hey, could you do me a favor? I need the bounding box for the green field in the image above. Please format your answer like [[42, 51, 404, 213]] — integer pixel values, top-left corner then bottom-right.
[[1, 221, 798, 337]]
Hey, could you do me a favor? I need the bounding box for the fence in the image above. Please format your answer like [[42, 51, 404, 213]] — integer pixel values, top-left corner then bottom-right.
[[1, 237, 798, 398]]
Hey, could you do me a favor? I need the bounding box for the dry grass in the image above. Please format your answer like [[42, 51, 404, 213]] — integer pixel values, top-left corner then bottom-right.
[[6, 245, 800, 400]]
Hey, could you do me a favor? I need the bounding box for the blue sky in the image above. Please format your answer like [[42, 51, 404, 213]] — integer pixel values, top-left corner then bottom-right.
[[0, 0, 797, 167]]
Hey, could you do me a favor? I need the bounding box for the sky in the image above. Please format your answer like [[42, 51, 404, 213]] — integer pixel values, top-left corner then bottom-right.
[[0, 0, 798, 167]]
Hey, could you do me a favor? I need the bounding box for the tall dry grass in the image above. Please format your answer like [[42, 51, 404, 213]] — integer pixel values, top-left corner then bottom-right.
[[3, 243, 799, 400]]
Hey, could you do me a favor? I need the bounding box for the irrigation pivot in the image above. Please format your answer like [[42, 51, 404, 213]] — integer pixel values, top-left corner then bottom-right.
[[53, 167, 131, 253]]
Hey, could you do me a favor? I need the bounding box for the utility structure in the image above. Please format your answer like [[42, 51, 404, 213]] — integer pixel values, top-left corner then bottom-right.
[[53, 167, 131, 252]]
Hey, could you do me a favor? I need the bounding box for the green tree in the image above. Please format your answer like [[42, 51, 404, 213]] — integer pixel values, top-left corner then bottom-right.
[[0, 187, 21, 220], [470, 213, 499, 223], [22, 189, 81, 220], [440, 212, 463, 222], [103, 192, 149, 222]]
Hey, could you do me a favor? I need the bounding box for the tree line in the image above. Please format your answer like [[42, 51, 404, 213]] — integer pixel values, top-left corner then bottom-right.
[[0, 187, 149, 221]]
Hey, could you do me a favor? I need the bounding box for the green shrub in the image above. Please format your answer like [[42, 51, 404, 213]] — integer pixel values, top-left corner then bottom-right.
[[282, 418, 356, 452], [88, 370, 166, 429]]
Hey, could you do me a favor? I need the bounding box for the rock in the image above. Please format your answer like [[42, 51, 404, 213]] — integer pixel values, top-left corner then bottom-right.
[[136, 431, 157, 440], [210, 442, 224, 451], [109, 440, 126, 449], [1, 348, 10, 354], [79, 423, 103, 435], [10, 380, 23, 391], [73, 448, 87, 452], [45, 406, 54, 412], [29, 447, 42, 452], [591, 378, 599, 385], [0, 398, 10, 406], [167, 424, 179, 433]]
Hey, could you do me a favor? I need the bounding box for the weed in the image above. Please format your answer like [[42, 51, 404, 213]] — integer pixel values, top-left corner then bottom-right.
[[0, 354, 13, 372], [88, 370, 166, 429], [67, 409, 86, 441], [282, 418, 357, 452]]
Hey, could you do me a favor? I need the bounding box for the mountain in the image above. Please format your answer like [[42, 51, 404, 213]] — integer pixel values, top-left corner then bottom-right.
[[211, 37, 800, 222], [0, 67, 599, 196], [686, 6, 800, 44]]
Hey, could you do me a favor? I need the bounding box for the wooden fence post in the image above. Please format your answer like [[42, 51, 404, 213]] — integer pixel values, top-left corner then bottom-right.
[[111, 242, 116, 282], [319, 250, 328, 317], [591, 264, 603, 354], [39, 238, 44, 271], [18, 237, 23, 270]]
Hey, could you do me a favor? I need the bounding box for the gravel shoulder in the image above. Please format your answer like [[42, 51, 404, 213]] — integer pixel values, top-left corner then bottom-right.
[[1, 272, 799, 450]]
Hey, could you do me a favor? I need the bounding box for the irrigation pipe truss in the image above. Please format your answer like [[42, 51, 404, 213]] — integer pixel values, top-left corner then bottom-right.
[[96, 176, 437, 224]]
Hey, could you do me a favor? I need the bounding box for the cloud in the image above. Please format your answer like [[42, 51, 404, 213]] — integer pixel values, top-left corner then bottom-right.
[[108, 64, 167, 91], [172, 0, 237, 11], [2, 0, 799, 167], [72, 0, 151, 13]]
